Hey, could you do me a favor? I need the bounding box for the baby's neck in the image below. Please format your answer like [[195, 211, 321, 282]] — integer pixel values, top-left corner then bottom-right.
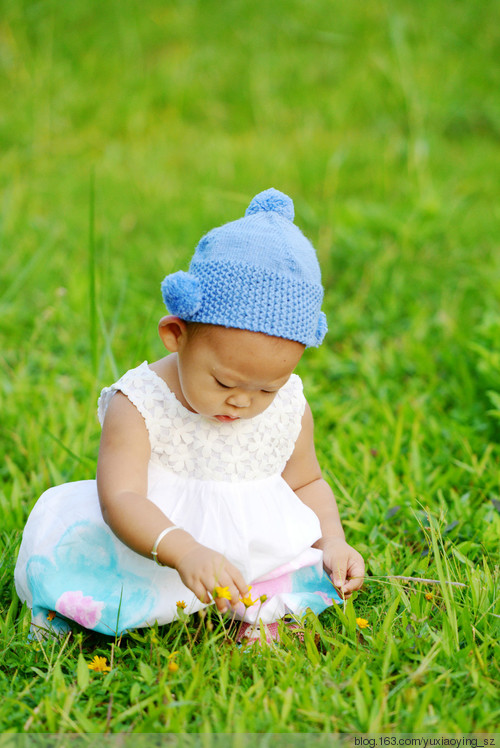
[[149, 355, 191, 411]]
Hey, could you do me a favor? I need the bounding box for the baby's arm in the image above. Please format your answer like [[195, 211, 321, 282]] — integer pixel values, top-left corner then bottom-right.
[[97, 392, 248, 609], [281, 402, 365, 598]]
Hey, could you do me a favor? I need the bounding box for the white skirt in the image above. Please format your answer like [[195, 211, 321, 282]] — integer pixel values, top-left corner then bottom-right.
[[15, 464, 341, 636]]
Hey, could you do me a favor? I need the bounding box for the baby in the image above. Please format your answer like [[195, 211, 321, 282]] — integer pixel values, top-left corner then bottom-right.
[[15, 188, 364, 641]]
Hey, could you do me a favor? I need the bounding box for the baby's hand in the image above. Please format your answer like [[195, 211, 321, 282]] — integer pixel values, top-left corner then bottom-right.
[[174, 541, 249, 613], [321, 537, 365, 599]]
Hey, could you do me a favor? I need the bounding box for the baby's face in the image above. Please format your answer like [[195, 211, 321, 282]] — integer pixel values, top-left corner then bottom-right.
[[176, 325, 305, 421]]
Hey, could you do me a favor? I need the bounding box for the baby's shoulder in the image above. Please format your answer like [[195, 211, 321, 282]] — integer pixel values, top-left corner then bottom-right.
[[278, 372, 304, 403], [148, 356, 170, 383], [97, 360, 169, 427]]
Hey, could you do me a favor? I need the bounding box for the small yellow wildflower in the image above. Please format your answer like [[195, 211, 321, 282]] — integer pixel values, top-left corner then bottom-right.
[[356, 617, 369, 629], [46, 610, 56, 622], [214, 586, 232, 601], [425, 592, 434, 601], [88, 655, 111, 673], [168, 660, 179, 673], [240, 587, 255, 608], [259, 594, 268, 603], [176, 600, 187, 610]]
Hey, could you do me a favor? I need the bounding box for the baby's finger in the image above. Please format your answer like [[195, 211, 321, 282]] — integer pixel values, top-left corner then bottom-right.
[[210, 578, 239, 609], [331, 561, 347, 591], [220, 578, 246, 607], [215, 597, 230, 613], [208, 584, 234, 611], [231, 570, 250, 601], [191, 581, 212, 605], [217, 566, 248, 603], [343, 575, 364, 594], [346, 557, 365, 592]]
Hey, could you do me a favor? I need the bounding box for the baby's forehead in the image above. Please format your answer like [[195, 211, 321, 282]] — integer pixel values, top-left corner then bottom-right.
[[189, 324, 304, 380], [191, 323, 300, 351]]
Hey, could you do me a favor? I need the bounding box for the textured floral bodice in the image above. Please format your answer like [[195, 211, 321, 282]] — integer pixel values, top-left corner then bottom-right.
[[97, 362, 306, 482]]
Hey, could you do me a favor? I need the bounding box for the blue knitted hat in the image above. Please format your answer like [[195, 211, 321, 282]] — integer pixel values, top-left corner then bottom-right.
[[161, 188, 327, 347]]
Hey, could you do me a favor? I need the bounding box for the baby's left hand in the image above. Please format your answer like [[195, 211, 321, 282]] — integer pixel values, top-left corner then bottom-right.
[[321, 537, 365, 599]]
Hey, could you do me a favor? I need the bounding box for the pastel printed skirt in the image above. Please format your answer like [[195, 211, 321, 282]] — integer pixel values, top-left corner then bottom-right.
[[15, 470, 342, 637]]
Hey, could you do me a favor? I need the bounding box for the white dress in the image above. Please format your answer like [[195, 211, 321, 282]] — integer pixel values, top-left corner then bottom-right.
[[14, 362, 341, 636]]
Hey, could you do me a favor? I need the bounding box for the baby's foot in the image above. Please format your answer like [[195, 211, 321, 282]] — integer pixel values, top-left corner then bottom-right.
[[236, 618, 305, 646], [236, 621, 279, 646]]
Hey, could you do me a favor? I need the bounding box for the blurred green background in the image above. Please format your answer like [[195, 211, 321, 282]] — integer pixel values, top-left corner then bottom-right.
[[1, 0, 500, 733], [2, 0, 499, 544], [2, 0, 500, 547]]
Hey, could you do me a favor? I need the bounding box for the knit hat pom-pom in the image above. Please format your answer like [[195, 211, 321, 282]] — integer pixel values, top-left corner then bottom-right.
[[314, 311, 328, 346], [161, 271, 202, 318], [245, 188, 294, 222]]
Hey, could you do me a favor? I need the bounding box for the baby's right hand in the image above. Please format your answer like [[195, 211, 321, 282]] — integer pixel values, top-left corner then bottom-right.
[[174, 542, 249, 613]]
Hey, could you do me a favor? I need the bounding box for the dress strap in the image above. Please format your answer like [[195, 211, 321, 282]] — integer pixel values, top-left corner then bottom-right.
[[97, 362, 169, 438]]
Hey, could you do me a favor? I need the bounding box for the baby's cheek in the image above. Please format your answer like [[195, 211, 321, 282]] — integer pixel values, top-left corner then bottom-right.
[[255, 394, 277, 415]]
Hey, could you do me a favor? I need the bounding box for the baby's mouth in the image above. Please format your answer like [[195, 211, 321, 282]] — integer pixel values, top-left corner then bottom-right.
[[214, 415, 240, 422]]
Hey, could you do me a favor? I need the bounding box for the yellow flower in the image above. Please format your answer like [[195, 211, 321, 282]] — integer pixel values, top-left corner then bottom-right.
[[240, 587, 255, 608], [168, 660, 179, 673], [356, 617, 369, 629], [425, 592, 434, 601], [214, 586, 232, 601], [46, 610, 56, 622], [176, 600, 187, 609], [259, 594, 268, 603], [88, 655, 111, 673]]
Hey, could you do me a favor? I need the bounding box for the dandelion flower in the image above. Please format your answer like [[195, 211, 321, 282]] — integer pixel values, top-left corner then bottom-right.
[[176, 600, 187, 610], [356, 617, 369, 629], [214, 586, 232, 601], [425, 592, 434, 601], [168, 661, 179, 673], [240, 587, 255, 608], [46, 610, 56, 622], [88, 655, 111, 673]]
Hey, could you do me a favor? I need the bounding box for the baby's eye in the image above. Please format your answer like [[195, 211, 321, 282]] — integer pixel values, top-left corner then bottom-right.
[[214, 378, 232, 389]]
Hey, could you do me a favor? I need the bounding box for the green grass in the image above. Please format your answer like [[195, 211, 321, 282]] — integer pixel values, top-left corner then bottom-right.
[[1, 0, 499, 734]]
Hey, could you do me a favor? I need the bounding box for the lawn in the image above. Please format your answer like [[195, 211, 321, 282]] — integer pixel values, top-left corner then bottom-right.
[[0, 0, 499, 734]]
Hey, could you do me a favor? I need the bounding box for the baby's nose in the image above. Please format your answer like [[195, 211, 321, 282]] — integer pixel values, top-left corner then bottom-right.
[[227, 391, 251, 408]]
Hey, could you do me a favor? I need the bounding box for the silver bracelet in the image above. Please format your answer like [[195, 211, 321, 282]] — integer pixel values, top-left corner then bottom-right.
[[151, 525, 183, 566]]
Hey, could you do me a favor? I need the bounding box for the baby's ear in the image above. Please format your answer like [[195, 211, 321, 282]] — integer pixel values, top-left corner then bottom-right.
[[158, 316, 188, 352]]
